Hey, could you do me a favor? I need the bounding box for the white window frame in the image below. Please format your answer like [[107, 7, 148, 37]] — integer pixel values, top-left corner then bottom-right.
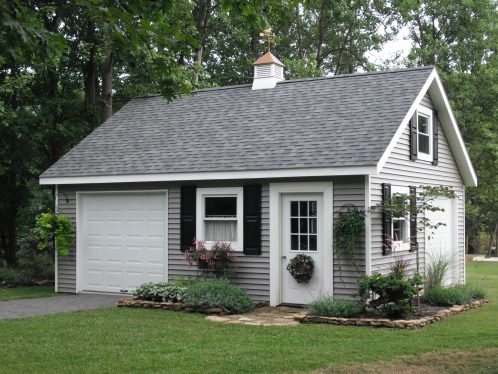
[[196, 187, 243, 252], [417, 106, 433, 162], [391, 186, 411, 252]]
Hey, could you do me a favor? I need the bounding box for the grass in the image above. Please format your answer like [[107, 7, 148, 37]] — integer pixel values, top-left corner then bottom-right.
[[0, 263, 496, 374], [0, 286, 55, 301]]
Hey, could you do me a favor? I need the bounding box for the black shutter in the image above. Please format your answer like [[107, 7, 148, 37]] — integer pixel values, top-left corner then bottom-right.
[[432, 111, 439, 165], [243, 185, 261, 255], [409, 186, 417, 252], [382, 183, 392, 256], [410, 111, 418, 161], [180, 186, 196, 252]]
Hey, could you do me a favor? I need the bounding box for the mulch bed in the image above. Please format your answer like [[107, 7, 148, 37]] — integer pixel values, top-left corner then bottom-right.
[[296, 299, 488, 329]]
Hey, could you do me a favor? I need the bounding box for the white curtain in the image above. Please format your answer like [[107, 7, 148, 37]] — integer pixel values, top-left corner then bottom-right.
[[205, 221, 237, 242]]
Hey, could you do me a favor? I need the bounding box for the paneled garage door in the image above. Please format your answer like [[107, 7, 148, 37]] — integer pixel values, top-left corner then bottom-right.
[[425, 197, 457, 285], [79, 192, 168, 293]]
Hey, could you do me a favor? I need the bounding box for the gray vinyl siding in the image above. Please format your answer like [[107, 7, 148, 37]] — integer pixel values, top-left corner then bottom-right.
[[56, 177, 366, 301], [370, 93, 465, 283], [333, 176, 366, 299]]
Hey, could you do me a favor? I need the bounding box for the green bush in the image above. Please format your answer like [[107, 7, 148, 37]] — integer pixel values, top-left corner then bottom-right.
[[132, 282, 187, 302], [358, 265, 423, 318], [0, 268, 23, 287], [0, 265, 54, 287], [184, 278, 252, 314], [309, 297, 363, 317], [424, 285, 486, 306]]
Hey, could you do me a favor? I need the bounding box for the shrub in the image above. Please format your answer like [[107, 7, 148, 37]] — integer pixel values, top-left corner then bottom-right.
[[424, 285, 486, 306], [358, 265, 423, 318], [132, 282, 187, 302], [309, 297, 363, 317], [425, 255, 450, 292], [0, 268, 23, 287], [184, 278, 252, 314]]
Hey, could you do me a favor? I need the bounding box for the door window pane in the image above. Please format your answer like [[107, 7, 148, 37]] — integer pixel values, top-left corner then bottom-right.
[[300, 218, 308, 234], [309, 201, 317, 217], [299, 201, 307, 216], [300, 235, 308, 250], [309, 235, 317, 251], [291, 218, 298, 234], [289, 200, 318, 251], [291, 235, 299, 250], [309, 218, 317, 234], [291, 201, 298, 217]]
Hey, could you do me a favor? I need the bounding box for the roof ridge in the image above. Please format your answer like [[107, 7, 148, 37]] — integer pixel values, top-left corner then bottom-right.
[[131, 66, 435, 99]]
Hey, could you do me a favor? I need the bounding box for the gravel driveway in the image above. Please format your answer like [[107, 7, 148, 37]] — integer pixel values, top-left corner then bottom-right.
[[0, 293, 126, 320]]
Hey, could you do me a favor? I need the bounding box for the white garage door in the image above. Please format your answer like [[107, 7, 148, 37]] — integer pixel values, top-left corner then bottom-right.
[[79, 192, 168, 293], [425, 197, 457, 285]]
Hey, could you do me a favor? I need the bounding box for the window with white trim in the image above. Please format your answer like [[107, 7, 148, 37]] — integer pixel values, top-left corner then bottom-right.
[[417, 106, 433, 161], [196, 187, 243, 251], [391, 186, 410, 251]]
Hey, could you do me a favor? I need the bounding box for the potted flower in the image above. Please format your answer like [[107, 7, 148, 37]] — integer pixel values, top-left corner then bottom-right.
[[184, 240, 239, 277]]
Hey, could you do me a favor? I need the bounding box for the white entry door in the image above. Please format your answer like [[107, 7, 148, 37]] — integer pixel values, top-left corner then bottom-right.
[[79, 192, 168, 293], [281, 194, 325, 304], [425, 197, 457, 285]]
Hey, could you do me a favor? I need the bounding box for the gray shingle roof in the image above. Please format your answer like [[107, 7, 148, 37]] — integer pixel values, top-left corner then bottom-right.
[[41, 67, 434, 178]]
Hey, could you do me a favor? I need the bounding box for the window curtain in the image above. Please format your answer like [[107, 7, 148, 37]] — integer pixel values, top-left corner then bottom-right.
[[205, 221, 237, 242]]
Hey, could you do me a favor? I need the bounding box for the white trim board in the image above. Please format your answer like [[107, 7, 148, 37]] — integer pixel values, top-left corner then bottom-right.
[[39, 166, 377, 185], [376, 69, 477, 187], [269, 181, 333, 306], [75, 190, 169, 293]]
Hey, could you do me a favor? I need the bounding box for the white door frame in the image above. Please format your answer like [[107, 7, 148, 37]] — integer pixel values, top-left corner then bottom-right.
[[76, 190, 169, 293], [269, 182, 333, 306]]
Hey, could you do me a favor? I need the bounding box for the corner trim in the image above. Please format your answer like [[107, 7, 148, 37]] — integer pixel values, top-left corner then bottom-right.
[[364, 176, 372, 275]]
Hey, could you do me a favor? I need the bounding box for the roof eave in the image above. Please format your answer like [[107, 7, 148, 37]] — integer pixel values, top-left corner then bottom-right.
[[39, 165, 378, 185]]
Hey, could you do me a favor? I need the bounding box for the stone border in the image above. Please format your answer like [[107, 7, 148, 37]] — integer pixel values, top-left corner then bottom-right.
[[295, 299, 488, 329], [117, 299, 268, 315]]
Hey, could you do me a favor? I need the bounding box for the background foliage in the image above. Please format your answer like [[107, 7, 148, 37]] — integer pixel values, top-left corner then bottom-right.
[[1, 0, 496, 270]]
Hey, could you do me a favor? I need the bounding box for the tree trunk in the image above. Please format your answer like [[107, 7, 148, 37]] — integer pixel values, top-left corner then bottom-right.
[[83, 21, 97, 112], [101, 52, 114, 123], [192, 0, 211, 84], [315, 1, 327, 69], [488, 224, 498, 257]]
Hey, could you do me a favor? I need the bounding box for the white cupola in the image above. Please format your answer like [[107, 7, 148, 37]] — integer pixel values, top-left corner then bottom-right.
[[252, 51, 285, 90]]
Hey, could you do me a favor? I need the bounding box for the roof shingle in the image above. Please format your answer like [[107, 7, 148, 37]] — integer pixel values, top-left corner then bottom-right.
[[41, 67, 434, 178]]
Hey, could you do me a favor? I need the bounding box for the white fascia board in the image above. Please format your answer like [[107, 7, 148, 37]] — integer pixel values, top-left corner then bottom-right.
[[377, 69, 477, 187], [430, 72, 477, 187], [377, 69, 437, 173], [39, 165, 377, 185]]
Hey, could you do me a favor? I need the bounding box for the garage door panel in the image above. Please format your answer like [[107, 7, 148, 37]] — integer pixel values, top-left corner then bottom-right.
[[81, 192, 168, 293]]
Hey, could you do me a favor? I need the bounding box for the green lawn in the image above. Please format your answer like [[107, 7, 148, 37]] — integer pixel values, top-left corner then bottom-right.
[[0, 285, 55, 301], [0, 263, 496, 374]]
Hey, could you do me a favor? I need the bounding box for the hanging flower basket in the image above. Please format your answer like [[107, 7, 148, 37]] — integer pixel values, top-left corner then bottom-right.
[[287, 254, 314, 284]]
